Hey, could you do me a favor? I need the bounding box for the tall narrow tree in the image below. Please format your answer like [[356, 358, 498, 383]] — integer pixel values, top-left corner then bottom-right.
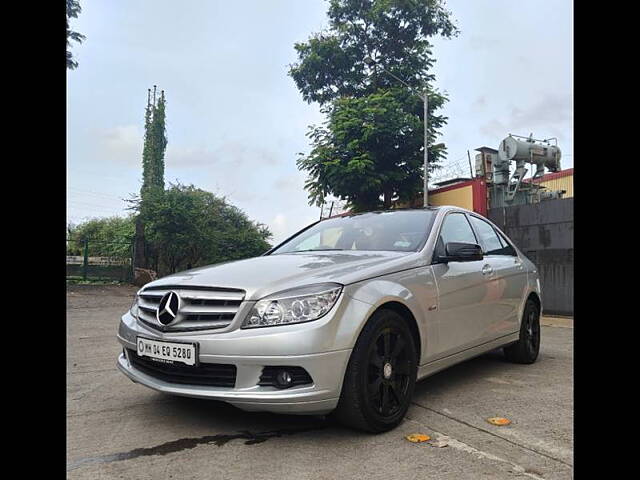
[[135, 87, 168, 269], [141, 86, 168, 201]]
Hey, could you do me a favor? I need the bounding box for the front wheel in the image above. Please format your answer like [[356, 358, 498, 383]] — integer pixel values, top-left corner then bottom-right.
[[334, 309, 418, 433], [504, 298, 541, 364]]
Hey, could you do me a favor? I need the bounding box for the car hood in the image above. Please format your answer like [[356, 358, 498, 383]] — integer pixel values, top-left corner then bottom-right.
[[144, 250, 424, 300]]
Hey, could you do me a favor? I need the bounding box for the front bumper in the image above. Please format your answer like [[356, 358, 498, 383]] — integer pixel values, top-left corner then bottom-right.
[[116, 348, 349, 414], [115, 301, 363, 414], [115, 292, 377, 414]]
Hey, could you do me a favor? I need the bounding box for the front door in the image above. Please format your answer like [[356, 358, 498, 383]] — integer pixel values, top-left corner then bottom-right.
[[468, 214, 527, 337], [430, 212, 493, 358]]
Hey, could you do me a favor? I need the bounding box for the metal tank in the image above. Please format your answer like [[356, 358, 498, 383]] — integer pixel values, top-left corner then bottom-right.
[[498, 134, 562, 173]]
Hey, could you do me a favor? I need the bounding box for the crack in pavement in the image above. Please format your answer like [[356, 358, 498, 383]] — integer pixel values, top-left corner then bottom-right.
[[410, 402, 573, 468], [403, 416, 547, 480], [67, 424, 328, 472]]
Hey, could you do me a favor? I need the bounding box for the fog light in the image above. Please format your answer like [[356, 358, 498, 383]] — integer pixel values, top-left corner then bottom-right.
[[275, 370, 293, 388], [258, 366, 313, 389]]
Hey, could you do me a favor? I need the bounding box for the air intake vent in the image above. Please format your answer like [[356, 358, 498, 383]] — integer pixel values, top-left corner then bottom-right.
[[128, 349, 236, 387]]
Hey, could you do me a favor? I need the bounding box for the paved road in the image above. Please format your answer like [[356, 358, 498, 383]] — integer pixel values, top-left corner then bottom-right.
[[67, 285, 573, 479]]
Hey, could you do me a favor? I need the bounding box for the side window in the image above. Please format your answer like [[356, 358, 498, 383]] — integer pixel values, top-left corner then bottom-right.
[[434, 213, 478, 260], [469, 216, 511, 255], [495, 230, 517, 256]]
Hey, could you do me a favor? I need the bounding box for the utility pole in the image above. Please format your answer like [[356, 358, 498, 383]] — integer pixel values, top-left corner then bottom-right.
[[364, 57, 430, 207], [423, 90, 429, 207]]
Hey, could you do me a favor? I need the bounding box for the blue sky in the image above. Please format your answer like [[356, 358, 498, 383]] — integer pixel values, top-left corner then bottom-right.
[[67, 0, 573, 244]]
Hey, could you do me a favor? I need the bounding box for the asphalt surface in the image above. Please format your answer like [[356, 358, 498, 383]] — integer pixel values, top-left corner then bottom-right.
[[67, 284, 573, 479]]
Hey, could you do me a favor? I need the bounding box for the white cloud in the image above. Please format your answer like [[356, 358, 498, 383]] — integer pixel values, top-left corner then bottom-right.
[[273, 173, 305, 191], [271, 213, 289, 243], [99, 124, 143, 166], [479, 93, 572, 142], [166, 141, 282, 169]]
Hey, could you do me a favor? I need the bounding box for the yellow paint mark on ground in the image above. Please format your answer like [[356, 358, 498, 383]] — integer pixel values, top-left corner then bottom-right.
[[405, 433, 431, 443], [487, 417, 512, 426]]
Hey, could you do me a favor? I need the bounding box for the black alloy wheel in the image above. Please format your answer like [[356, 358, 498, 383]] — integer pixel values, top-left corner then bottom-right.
[[524, 306, 540, 354], [334, 309, 418, 432], [504, 298, 541, 364], [367, 327, 412, 417]]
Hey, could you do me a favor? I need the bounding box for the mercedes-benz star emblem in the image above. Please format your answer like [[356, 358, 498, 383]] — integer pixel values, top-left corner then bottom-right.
[[157, 291, 180, 326]]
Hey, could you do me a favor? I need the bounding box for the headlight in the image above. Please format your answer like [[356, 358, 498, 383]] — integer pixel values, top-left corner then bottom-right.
[[242, 283, 342, 328], [129, 296, 139, 318]]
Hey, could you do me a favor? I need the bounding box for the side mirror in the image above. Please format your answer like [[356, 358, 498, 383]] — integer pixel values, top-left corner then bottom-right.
[[439, 242, 483, 263]]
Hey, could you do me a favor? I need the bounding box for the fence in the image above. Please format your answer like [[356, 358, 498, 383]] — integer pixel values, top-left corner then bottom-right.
[[488, 197, 573, 316], [66, 235, 135, 282]]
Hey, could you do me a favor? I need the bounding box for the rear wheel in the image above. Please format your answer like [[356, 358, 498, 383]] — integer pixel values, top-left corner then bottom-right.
[[334, 309, 418, 433], [504, 298, 540, 364]]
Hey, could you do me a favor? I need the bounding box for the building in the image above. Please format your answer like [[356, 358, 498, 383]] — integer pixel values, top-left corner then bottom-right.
[[424, 167, 574, 215], [427, 178, 489, 216], [395, 149, 574, 316], [523, 167, 573, 199]]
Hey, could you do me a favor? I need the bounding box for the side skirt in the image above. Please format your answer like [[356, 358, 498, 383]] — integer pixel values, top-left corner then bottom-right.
[[417, 332, 520, 381]]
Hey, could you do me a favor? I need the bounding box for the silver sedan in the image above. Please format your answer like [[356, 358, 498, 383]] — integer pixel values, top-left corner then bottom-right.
[[117, 206, 542, 432]]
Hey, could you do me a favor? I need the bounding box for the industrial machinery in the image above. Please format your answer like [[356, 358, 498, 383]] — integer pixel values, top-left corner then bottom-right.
[[475, 134, 565, 208]]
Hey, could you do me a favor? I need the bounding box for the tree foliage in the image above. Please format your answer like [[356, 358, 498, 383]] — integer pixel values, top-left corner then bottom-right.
[[71, 87, 271, 278], [289, 0, 458, 211], [66, 0, 85, 70], [67, 216, 135, 258], [141, 87, 168, 202], [140, 183, 273, 274], [70, 185, 273, 275], [298, 88, 448, 210]]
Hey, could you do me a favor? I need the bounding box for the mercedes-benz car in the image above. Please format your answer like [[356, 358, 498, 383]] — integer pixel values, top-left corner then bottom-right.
[[117, 206, 542, 432]]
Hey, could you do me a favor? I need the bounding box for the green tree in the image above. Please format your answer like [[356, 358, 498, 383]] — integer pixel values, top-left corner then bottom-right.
[[141, 87, 168, 203], [142, 183, 273, 274], [66, 0, 85, 70], [135, 86, 168, 268], [127, 88, 271, 274], [289, 0, 458, 211], [67, 216, 135, 258]]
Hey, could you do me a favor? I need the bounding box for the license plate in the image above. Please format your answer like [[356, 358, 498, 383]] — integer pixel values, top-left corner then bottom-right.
[[136, 337, 197, 366]]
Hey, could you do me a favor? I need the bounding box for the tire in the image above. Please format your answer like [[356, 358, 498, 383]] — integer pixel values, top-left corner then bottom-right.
[[334, 309, 418, 433], [504, 298, 541, 364]]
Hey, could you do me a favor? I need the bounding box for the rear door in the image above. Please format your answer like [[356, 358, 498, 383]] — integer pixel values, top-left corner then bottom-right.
[[468, 214, 527, 337], [430, 212, 493, 358]]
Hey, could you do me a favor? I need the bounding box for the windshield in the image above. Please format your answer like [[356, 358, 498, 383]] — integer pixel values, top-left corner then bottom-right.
[[270, 210, 437, 254]]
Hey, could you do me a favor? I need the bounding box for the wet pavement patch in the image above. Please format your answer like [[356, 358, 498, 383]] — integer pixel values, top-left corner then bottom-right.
[[67, 424, 327, 471]]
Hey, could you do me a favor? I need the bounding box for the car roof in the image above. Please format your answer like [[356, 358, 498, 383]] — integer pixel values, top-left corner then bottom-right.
[[323, 205, 476, 220]]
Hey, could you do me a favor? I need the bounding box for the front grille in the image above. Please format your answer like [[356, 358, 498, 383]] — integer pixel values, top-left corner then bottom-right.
[[136, 285, 245, 332], [258, 366, 313, 389], [127, 349, 236, 387]]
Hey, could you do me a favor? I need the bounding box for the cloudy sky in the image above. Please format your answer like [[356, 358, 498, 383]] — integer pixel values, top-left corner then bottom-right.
[[67, 0, 573, 244]]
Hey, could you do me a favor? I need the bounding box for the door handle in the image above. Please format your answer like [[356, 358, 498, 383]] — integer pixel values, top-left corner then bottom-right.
[[481, 264, 493, 275]]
